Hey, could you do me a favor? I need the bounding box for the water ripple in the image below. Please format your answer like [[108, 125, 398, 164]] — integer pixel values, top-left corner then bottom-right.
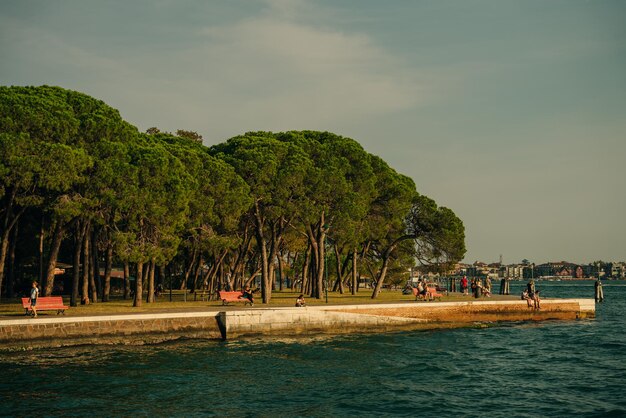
[[1, 281, 625, 417]]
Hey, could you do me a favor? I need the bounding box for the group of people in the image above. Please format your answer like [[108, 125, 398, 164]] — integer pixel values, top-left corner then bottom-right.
[[521, 279, 541, 309], [459, 276, 492, 298], [414, 278, 432, 301]]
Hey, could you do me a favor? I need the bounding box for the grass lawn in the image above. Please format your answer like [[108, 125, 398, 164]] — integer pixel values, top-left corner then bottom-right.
[[0, 288, 515, 318]]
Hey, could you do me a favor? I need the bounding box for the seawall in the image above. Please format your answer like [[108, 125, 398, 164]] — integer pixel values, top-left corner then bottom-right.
[[0, 299, 594, 349]]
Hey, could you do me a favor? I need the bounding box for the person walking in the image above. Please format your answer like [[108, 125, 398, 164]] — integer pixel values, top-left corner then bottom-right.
[[242, 285, 254, 306], [30, 281, 39, 317]]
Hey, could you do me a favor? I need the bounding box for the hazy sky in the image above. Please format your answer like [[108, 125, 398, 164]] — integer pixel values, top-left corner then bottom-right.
[[1, 0, 625, 264]]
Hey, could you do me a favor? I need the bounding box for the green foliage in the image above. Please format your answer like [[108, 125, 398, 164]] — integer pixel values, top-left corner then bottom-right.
[[0, 85, 467, 303]]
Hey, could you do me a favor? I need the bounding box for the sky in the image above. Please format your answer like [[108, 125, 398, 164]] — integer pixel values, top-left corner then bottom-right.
[[1, 0, 625, 265]]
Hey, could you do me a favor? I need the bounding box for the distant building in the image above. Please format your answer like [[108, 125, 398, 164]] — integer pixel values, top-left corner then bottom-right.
[[458, 260, 625, 280], [501, 264, 525, 279], [607, 262, 626, 279]]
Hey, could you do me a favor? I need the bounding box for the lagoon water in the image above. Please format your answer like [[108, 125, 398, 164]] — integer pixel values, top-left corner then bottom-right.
[[1, 281, 625, 417]]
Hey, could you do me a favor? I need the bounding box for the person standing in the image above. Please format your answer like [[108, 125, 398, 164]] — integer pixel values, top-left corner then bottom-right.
[[461, 276, 468, 296], [471, 278, 478, 298], [30, 281, 39, 318]]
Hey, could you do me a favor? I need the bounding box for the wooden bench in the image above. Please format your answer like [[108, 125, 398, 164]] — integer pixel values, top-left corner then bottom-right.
[[427, 287, 444, 300], [21, 297, 68, 315], [412, 287, 432, 301], [218, 291, 253, 306]]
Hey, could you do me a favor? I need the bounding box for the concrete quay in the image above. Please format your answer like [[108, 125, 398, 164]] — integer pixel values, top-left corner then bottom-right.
[[0, 299, 595, 349]]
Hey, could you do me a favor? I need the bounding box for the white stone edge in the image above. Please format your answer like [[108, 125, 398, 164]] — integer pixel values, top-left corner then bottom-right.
[[0, 298, 594, 327]]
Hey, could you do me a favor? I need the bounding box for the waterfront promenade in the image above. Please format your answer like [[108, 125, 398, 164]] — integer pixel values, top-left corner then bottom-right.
[[0, 298, 594, 350]]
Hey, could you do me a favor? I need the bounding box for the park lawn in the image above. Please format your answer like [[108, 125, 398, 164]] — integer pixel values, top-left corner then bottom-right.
[[0, 289, 512, 318]]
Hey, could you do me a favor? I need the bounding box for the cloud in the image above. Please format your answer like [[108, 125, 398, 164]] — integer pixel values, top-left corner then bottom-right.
[[186, 1, 422, 134], [1, 0, 424, 141]]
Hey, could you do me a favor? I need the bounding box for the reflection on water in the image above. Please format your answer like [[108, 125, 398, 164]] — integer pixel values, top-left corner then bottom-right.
[[1, 281, 625, 417]]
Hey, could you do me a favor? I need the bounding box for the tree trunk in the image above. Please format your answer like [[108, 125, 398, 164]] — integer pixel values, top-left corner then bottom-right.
[[103, 243, 113, 302], [266, 220, 284, 294], [269, 255, 277, 292], [180, 247, 197, 290], [81, 228, 90, 305], [6, 221, 19, 298], [204, 261, 219, 294], [92, 229, 101, 300], [371, 253, 392, 299], [133, 262, 143, 307], [0, 229, 10, 299], [351, 248, 358, 295], [190, 256, 203, 293], [143, 262, 151, 294], [71, 221, 86, 307], [313, 214, 327, 300], [289, 252, 296, 290], [44, 221, 66, 296], [0, 191, 25, 298], [39, 217, 44, 284], [146, 258, 155, 303], [306, 224, 321, 298], [278, 252, 284, 291], [371, 235, 414, 299], [156, 264, 163, 293], [301, 245, 310, 294], [123, 262, 130, 300], [333, 245, 345, 294], [229, 225, 253, 287], [253, 201, 270, 303], [205, 250, 228, 294], [88, 235, 98, 303]]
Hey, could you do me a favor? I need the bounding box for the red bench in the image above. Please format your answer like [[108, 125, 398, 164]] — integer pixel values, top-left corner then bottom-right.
[[218, 291, 253, 306], [21, 297, 68, 315], [427, 287, 444, 300], [412, 286, 445, 301]]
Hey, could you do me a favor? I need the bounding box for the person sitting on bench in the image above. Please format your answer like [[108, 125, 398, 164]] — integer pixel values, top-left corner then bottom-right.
[[521, 289, 533, 308], [533, 290, 541, 310], [417, 280, 429, 301]]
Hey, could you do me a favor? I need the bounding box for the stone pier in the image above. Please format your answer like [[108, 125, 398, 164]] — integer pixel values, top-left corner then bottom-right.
[[0, 299, 594, 349]]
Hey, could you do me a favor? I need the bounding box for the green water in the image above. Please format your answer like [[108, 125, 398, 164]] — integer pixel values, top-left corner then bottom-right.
[[1, 281, 624, 417]]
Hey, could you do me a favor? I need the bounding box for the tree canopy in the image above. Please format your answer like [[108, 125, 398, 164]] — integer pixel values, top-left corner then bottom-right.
[[0, 86, 466, 303]]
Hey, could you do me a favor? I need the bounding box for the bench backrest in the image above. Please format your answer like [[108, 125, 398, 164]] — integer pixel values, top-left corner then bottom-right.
[[21, 296, 66, 307], [219, 291, 243, 298]]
